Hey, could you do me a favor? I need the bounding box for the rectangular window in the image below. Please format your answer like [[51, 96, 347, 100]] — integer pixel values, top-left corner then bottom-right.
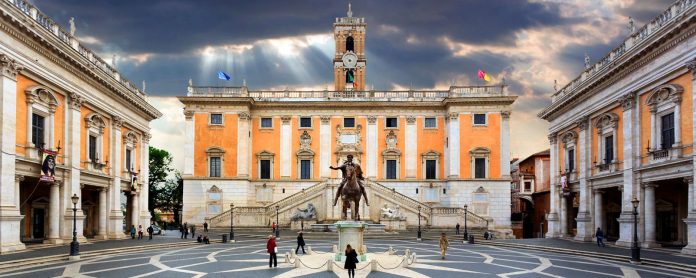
[[474, 158, 486, 178], [260, 159, 271, 179], [300, 159, 311, 179], [424, 117, 436, 128], [425, 159, 436, 179], [661, 113, 675, 149], [300, 117, 312, 128], [567, 149, 575, 171], [209, 157, 221, 177], [344, 117, 355, 128], [210, 113, 223, 125], [125, 149, 132, 172], [385, 117, 398, 128], [89, 135, 97, 161], [386, 160, 397, 179], [261, 118, 273, 128], [604, 135, 614, 163], [473, 114, 486, 125], [31, 113, 45, 147], [524, 181, 532, 191]]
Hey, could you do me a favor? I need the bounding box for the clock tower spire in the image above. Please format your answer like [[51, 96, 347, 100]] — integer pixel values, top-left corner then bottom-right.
[[334, 2, 366, 91]]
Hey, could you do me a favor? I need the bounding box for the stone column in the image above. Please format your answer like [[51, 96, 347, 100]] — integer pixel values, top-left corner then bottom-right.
[[183, 111, 195, 176], [0, 55, 25, 253], [64, 92, 86, 242], [447, 113, 460, 178], [366, 116, 377, 178], [139, 133, 151, 227], [131, 193, 139, 229], [405, 116, 417, 178], [500, 111, 511, 178], [546, 133, 560, 238], [237, 112, 250, 177], [97, 188, 107, 239], [280, 116, 292, 178], [594, 189, 603, 234], [320, 116, 331, 178], [642, 183, 658, 248], [575, 117, 593, 241], [683, 176, 696, 255], [616, 92, 637, 247], [47, 181, 62, 244], [108, 116, 124, 239], [560, 193, 568, 237]]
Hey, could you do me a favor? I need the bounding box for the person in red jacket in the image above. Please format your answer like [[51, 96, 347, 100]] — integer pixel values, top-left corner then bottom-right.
[[267, 235, 278, 268]]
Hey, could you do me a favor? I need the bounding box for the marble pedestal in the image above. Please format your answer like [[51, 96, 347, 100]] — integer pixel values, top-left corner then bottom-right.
[[335, 221, 368, 261]]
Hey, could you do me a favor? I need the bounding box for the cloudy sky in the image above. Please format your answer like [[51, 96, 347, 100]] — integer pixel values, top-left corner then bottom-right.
[[34, 0, 674, 171]]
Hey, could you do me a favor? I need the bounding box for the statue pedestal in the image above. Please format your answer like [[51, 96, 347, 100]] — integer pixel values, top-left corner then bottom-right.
[[291, 219, 316, 231], [334, 221, 368, 261], [381, 219, 407, 231]]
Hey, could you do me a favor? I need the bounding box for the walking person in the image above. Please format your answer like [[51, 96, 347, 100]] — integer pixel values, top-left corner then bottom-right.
[[439, 233, 449, 259], [267, 235, 278, 268], [191, 224, 196, 238], [295, 232, 306, 254], [130, 225, 136, 239], [344, 244, 358, 278], [147, 225, 154, 240], [203, 221, 209, 233], [272, 222, 276, 234], [596, 227, 606, 247], [183, 222, 188, 238], [455, 223, 460, 235], [138, 225, 143, 240], [179, 224, 184, 239]]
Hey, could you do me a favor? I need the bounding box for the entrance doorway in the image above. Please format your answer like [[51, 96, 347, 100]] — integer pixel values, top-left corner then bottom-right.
[[32, 208, 45, 239]]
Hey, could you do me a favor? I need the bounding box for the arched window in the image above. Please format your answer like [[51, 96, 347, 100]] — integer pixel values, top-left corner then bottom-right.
[[345, 69, 354, 84], [346, 36, 354, 52]]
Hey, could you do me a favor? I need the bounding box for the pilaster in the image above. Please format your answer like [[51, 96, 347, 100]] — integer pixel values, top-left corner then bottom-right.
[[447, 113, 460, 178], [500, 111, 511, 178], [575, 117, 593, 241], [184, 110, 195, 176], [237, 112, 250, 177], [139, 133, 151, 226], [366, 115, 377, 178], [320, 116, 331, 178], [108, 116, 124, 238], [617, 92, 637, 247], [682, 176, 696, 255], [546, 132, 560, 238], [404, 116, 417, 178], [280, 116, 292, 178]]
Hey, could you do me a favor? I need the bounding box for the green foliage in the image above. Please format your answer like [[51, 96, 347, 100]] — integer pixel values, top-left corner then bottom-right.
[[148, 147, 182, 223]]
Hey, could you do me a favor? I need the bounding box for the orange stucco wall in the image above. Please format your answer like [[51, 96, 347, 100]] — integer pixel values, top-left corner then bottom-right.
[[459, 113, 501, 179], [194, 113, 238, 177]]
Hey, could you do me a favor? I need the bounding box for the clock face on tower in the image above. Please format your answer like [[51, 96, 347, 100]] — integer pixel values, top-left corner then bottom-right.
[[342, 52, 358, 69]]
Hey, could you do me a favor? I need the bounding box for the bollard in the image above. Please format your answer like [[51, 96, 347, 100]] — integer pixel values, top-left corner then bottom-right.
[[388, 246, 395, 255], [221, 234, 228, 243], [295, 257, 301, 268], [371, 260, 378, 271], [307, 246, 313, 255], [411, 252, 417, 265], [327, 259, 333, 271], [332, 244, 338, 253], [285, 252, 290, 263]]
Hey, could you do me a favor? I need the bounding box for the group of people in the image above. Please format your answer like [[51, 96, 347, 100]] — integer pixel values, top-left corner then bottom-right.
[[180, 222, 211, 244], [265, 232, 359, 278], [129, 224, 155, 240]]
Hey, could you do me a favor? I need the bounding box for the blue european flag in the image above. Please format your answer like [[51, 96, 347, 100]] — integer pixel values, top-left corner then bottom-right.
[[217, 71, 231, 81]]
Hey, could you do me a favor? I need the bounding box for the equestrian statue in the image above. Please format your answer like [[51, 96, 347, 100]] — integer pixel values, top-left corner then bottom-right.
[[330, 154, 369, 220]]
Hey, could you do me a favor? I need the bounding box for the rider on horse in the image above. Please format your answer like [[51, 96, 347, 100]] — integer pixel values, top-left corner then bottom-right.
[[330, 154, 369, 206]]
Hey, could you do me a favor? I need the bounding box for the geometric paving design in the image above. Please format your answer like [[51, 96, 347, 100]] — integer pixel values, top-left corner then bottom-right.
[[0, 237, 693, 278]]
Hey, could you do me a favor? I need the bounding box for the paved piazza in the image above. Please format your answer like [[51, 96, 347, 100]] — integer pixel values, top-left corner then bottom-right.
[[1, 235, 692, 278]]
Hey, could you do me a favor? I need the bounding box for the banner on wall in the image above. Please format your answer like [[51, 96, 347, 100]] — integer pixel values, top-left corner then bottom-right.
[[40, 149, 57, 182]]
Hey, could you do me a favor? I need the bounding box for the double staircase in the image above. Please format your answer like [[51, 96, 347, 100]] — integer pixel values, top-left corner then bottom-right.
[[206, 178, 491, 231]]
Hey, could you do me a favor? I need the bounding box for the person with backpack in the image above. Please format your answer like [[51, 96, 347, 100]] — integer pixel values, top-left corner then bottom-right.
[[344, 244, 358, 278]]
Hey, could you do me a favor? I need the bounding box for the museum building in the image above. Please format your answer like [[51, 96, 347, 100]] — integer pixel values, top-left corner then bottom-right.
[[539, 0, 696, 254], [179, 5, 517, 234], [0, 1, 161, 253]]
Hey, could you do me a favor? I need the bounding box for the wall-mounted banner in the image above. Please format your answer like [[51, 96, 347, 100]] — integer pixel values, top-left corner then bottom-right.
[[40, 149, 57, 182]]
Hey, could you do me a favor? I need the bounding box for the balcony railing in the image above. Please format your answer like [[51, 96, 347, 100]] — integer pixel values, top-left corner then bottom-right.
[[186, 85, 507, 100], [650, 149, 669, 160]]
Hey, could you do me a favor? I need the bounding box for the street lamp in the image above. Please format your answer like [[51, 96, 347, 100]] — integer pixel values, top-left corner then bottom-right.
[[275, 206, 280, 238], [229, 203, 235, 243], [69, 194, 80, 261], [463, 204, 468, 243], [630, 197, 641, 264], [417, 205, 422, 241]]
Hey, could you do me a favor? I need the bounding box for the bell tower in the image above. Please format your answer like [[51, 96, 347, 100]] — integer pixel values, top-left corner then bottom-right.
[[333, 2, 366, 91]]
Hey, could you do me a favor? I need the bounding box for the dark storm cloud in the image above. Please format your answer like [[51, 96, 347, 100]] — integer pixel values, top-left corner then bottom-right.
[[33, 0, 564, 55]]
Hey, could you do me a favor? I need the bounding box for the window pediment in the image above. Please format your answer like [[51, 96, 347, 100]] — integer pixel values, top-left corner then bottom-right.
[[123, 131, 138, 145], [421, 150, 440, 159], [256, 150, 275, 160], [25, 86, 59, 109], [594, 112, 618, 130], [470, 147, 490, 157], [561, 131, 577, 146], [206, 146, 225, 156], [646, 84, 683, 107], [85, 113, 107, 133]]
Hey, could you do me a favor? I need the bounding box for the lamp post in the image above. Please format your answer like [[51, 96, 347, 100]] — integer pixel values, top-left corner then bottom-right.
[[177, 203, 183, 226], [630, 197, 641, 264], [275, 206, 280, 238], [229, 203, 235, 243], [69, 194, 80, 261], [463, 204, 468, 243], [417, 205, 422, 241]]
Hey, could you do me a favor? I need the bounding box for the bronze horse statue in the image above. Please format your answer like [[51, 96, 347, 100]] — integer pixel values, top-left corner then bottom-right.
[[340, 164, 363, 220]]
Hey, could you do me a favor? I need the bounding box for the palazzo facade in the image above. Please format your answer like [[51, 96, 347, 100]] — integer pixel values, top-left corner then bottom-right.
[[539, 0, 696, 254], [0, 1, 161, 253], [180, 5, 516, 233]]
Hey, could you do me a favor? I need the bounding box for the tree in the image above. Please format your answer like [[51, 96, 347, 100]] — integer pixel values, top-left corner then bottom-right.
[[148, 146, 173, 218]]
